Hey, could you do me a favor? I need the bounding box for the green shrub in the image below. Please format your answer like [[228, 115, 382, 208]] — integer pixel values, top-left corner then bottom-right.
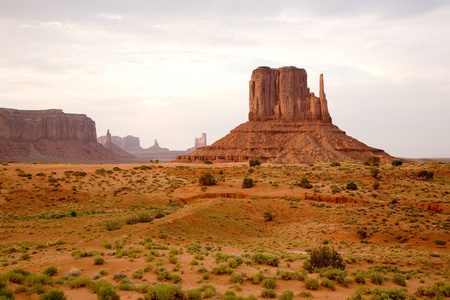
[[242, 177, 254, 188], [309, 247, 345, 271], [211, 264, 233, 275], [346, 181, 358, 190], [230, 273, 243, 284], [391, 160, 403, 166], [417, 280, 450, 298], [105, 219, 123, 231], [201, 284, 216, 298], [39, 289, 67, 300], [97, 285, 120, 300], [416, 170, 434, 180], [68, 277, 92, 288], [367, 156, 380, 166], [43, 266, 58, 276], [132, 269, 143, 279], [249, 157, 261, 167], [357, 230, 367, 239], [370, 287, 407, 300], [227, 257, 243, 268], [0, 286, 14, 300], [369, 272, 385, 285], [251, 253, 279, 267], [249, 272, 264, 284], [297, 177, 313, 189], [203, 160, 213, 165], [199, 173, 216, 186], [372, 179, 380, 190], [392, 274, 407, 287], [94, 256, 104, 265], [19, 253, 31, 261], [186, 288, 202, 300], [263, 211, 274, 222], [330, 162, 341, 167], [262, 278, 277, 289], [304, 278, 319, 290], [321, 278, 336, 291], [434, 239, 446, 246], [278, 290, 293, 300], [145, 284, 185, 300], [355, 273, 366, 284], [261, 289, 277, 298]]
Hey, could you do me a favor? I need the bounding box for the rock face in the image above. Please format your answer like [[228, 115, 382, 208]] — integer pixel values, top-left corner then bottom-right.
[[249, 67, 331, 122], [0, 108, 133, 163], [195, 133, 207, 148], [0, 108, 96, 142], [178, 66, 392, 164]]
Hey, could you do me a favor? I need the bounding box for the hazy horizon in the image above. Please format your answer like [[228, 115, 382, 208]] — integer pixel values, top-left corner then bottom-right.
[[1, 1, 449, 158]]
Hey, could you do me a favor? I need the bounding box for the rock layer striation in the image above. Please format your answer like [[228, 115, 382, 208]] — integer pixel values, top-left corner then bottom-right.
[[0, 108, 132, 163], [178, 66, 392, 164]]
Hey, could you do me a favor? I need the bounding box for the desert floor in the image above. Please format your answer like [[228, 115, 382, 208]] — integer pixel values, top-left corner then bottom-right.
[[0, 160, 448, 299]]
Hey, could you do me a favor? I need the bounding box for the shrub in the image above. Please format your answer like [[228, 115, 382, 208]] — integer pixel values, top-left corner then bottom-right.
[[278, 290, 293, 300], [321, 278, 336, 291], [249, 272, 264, 284], [203, 160, 213, 165], [97, 285, 120, 300], [372, 179, 380, 190], [330, 162, 341, 167], [261, 289, 277, 298], [186, 289, 203, 300], [369, 272, 385, 285], [43, 266, 58, 276], [355, 273, 366, 284], [133, 269, 143, 279], [370, 287, 407, 300], [211, 264, 233, 275], [304, 278, 319, 290], [392, 274, 407, 287], [263, 211, 274, 222], [0, 287, 14, 300], [367, 156, 380, 166], [105, 219, 123, 231], [68, 277, 92, 288], [370, 168, 380, 178], [102, 241, 112, 249], [251, 253, 279, 267], [249, 157, 261, 167], [357, 230, 367, 239], [201, 284, 216, 298], [309, 246, 345, 271], [391, 160, 403, 166], [262, 278, 277, 289], [145, 284, 185, 300], [434, 239, 446, 246], [230, 273, 244, 284], [94, 256, 105, 265], [40, 289, 67, 300], [417, 281, 450, 298], [199, 173, 216, 186], [297, 177, 313, 189], [346, 181, 358, 190], [416, 170, 434, 180], [242, 177, 254, 188], [19, 253, 31, 261]]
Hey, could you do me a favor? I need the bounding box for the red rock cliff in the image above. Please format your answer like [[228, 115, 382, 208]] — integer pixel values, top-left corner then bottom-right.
[[249, 66, 331, 122], [0, 108, 97, 142]]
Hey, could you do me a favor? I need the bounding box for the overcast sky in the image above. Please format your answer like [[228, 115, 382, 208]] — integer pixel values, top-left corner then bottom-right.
[[1, 0, 449, 158]]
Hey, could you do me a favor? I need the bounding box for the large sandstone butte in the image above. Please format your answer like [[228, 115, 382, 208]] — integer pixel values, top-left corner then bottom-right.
[[0, 108, 134, 163], [178, 66, 392, 164]]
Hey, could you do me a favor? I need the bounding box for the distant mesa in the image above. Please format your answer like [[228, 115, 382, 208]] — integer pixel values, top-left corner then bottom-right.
[[178, 66, 392, 164], [98, 132, 207, 162], [0, 108, 134, 163]]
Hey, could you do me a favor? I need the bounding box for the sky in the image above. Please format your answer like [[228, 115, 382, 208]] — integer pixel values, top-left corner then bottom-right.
[[0, 0, 449, 158]]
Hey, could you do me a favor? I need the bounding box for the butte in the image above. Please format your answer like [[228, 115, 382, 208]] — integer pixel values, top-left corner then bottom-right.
[[177, 66, 392, 164]]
